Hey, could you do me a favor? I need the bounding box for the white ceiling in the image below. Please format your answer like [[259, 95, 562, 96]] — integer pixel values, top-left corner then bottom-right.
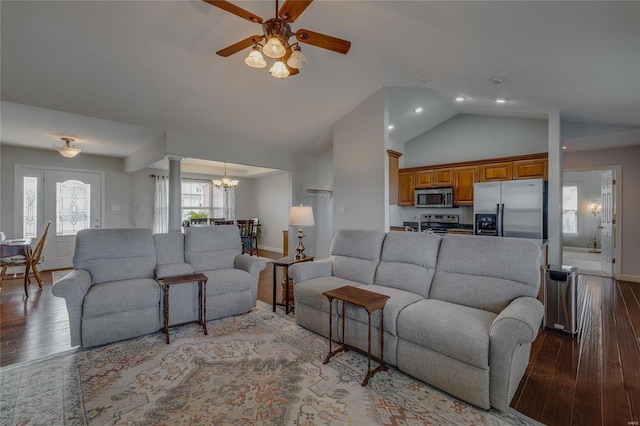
[[1, 1, 639, 168]]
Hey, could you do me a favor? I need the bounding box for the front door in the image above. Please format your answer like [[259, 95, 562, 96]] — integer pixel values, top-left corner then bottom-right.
[[600, 170, 615, 276], [43, 170, 102, 270]]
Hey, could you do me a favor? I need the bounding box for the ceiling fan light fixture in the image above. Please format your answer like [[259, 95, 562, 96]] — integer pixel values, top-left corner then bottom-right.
[[263, 36, 286, 58], [269, 59, 290, 79], [287, 46, 308, 69], [54, 137, 81, 158], [244, 46, 266, 68]]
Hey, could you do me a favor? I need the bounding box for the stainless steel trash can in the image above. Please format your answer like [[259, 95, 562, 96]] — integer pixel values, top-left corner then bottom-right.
[[544, 265, 579, 335]]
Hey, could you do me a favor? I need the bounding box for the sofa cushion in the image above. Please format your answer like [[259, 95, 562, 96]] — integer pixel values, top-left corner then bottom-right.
[[294, 276, 362, 312], [430, 235, 541, 313], [154, 232, 186, 264], [374, 232, 441, 297], [83, 278, 161, 318], [185, 225, 241, 272], [330, 230, 386, 285], [201, 268, 252, 295], [155, 263, 194, 279], [74, 229, 156, 284], [344, 285, 423, 336], [397, 299, 497, 369]]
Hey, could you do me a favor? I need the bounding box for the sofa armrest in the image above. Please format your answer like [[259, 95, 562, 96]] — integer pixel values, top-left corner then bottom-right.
[[234, 254, 267, 276], [489, 296, 543, 411], [51, 269, 92, 347], [289, 258, 332, 283], [490, 296, 543, 345]]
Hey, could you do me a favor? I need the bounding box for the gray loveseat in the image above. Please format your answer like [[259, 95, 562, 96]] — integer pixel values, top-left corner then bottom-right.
[[290, 230, 543, 411], [52, 226, 265, 348]]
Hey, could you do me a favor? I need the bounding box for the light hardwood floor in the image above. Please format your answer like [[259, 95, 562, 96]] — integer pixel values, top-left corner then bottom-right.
[[1, 256, 638, 425]]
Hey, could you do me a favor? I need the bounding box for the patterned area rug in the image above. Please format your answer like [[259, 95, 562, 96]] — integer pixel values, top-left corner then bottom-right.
[[0, 302, 539, 425]]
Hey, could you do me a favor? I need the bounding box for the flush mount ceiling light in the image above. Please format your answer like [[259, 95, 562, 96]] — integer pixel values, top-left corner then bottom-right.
[[54, 137, 81, 158], [455, 96, 466, 102], [212, 162, 239, 190], [208, 0, 351, 79], [388, 124, 394, 130], [495, 98, 508, 104], [413, 107, 424, 113]]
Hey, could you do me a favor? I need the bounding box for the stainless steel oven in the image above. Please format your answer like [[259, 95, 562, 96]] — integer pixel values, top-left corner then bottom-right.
[[414, 187, 453, 208]]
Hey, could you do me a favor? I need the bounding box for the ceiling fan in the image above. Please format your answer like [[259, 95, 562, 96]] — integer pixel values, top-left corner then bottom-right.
[[204, 0, 351, 78]]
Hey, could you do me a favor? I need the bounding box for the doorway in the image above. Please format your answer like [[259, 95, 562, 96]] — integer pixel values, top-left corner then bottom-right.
[[562, 168, 617, 277]]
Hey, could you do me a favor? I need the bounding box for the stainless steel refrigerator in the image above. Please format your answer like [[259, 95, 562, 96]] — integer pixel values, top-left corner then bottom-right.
[[473, 178, 547, 239]]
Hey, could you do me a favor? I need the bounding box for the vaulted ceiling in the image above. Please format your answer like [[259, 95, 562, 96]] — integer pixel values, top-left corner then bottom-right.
[[1, 1, 638, 163]]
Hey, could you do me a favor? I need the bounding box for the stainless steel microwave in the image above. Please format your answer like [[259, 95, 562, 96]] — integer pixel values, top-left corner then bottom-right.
[[415, 187, 453, 208]]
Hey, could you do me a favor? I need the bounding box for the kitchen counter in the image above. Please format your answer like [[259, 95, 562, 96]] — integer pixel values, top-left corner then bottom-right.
[[447, 228, 474, 234]]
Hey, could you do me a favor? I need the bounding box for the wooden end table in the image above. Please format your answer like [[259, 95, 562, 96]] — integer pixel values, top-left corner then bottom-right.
[[158, 272, 208, 344], [322, 285, 390, 386], [272, 255, 314, 314]]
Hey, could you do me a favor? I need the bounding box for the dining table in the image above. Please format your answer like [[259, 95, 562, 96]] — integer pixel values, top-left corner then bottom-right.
[[0, 238, 33, 297]]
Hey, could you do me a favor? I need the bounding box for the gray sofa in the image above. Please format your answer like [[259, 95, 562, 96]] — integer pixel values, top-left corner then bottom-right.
[[52, 226, 265, 348], [290, 230, 543, 411]]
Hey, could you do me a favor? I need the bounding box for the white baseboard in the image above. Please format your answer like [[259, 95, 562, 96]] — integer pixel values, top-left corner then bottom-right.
[[563, 246, 591, 253], [617, 274, 640, 283], [257, 245, 283, 254]]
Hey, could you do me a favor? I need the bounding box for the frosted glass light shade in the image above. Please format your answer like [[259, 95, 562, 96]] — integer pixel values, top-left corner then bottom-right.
[[288, 205, 315, 227], [263, 37, 286, 58], [286, 49, 308, 69], [54, 137, 81, 158], [269, 60, 289, 79], [244, 47, 266, 68]]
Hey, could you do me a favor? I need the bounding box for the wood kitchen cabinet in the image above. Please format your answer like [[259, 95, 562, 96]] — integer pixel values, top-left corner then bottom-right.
[[416, 170, 433, 187], [416, 168, 453, 188], [398, 171, 415, 206], [479, 161, 513, 182], [513, 158, 547, 180], [453, 166, 479, 206]]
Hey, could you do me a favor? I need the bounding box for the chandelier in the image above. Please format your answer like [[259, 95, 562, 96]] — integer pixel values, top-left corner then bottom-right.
[[54, 137, 81, 158], [213, 163, 239, 190]]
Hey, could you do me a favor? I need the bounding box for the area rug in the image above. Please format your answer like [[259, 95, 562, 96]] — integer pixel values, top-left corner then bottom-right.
[[0, 302, 538, 425]]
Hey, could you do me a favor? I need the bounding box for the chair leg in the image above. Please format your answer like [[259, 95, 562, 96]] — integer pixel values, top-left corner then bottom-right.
[[0, 265, 7, 288], [32, 265, 44, 289]]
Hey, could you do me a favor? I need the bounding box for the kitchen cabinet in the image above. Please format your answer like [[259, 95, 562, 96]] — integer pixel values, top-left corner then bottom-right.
[[453, 166, 479, 206], [513, 158, 547, 180], [388, 150, 402, 205], [398, 171, 415, 206], [479, 161, 513, 182], [416, 168, 453, 188]]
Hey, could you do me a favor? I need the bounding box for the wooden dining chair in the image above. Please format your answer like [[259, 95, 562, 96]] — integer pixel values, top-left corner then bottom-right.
[[236, 220, 255, 256], [0, 221, 51, 291], [213, 220, 234, 225]]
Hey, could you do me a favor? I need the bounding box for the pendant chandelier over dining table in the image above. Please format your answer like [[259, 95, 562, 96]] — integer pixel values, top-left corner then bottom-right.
[[212, 162, 239, 190], [206, 0, 351, 79]]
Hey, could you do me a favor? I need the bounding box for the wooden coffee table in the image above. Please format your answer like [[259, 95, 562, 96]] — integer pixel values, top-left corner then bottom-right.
[[322, 285, 390, 386], [158, 272, 208, 344]]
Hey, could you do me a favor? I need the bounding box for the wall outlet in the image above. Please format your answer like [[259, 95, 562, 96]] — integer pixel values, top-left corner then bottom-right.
[[587, 237, 594, 242]]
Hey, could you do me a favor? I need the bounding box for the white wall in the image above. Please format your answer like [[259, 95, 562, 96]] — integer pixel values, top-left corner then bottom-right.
[[333, 89, 387, 232], [562, 170, 603, 249], [564, 145, 640, 281], [254, 172, 290, 253], [404, 114, 548, 167]]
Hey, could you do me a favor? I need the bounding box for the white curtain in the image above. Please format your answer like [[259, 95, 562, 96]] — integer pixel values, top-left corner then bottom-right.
[[224, 188, 236, 222], [153, 176, 169, 233]]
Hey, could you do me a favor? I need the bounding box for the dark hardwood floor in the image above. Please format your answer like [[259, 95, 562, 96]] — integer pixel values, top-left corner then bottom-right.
[[1, 257, 638, 425]]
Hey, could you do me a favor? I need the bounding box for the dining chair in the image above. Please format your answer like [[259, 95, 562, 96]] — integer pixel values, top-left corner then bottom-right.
[[236, 220, 255, 256], [0, 221, 51, 292], [189, 218, 209, 226], [213, 220, 234, 225]]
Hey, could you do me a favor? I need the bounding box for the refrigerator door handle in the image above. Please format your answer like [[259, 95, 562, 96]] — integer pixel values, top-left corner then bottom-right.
[[500, 203, 505, 237]]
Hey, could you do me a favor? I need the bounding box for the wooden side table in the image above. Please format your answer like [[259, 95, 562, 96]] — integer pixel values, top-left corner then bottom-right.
[[158, 272, 208, 344], [323, 285, 390, 386], [272, 255, 314, 314]]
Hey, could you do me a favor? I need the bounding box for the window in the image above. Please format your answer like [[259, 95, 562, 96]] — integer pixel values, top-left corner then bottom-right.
[[181, 180, 224, 220], [56, 180, 91, 236], [23, 176, 38, 238], [563, 185, 578, 234]]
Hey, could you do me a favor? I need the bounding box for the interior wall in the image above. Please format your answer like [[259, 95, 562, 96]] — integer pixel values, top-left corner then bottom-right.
[[562, 170, 603, 249], [254, 172, 290, 253], [564, 145, 640, 281], [404, 114, 548, 167], [333, 88, 386, 232]]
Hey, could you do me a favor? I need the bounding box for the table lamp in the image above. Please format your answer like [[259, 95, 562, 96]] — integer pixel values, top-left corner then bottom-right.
[[289, 205, 315, 259]]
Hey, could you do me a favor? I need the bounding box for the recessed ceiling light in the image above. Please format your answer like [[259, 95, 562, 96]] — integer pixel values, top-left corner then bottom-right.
[[388, 124, 394, 130], [562, 146, 567, 150], [413, 107, 423, 113], [495, 98, 508, 104], [455, 96, 466, 102]]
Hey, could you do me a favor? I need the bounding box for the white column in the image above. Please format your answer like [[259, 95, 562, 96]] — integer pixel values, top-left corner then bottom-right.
[[167, 156, 182, 232], [547, 110, 563, 266]]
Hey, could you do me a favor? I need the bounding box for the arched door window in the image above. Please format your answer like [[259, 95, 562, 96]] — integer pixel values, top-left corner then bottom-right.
[[56, 179, 91, 236]]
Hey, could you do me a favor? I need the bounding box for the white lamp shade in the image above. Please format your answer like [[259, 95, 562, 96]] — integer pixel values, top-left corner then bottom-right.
[[269, 60, 290, 79], [263, 37, 286, 58], [54, 138, 81, 158], [289, 205, 315, 227], [244, 48, 266, 68], [286, 49, 308, 69]]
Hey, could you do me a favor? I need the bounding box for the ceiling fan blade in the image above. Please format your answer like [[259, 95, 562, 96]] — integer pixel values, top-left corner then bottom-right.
[[203, 0, 263, 24], [295, 29, 351, 54], [216, 35, 263, 57], [278, 0, 313, 23], [283, 47, 300, 76]]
